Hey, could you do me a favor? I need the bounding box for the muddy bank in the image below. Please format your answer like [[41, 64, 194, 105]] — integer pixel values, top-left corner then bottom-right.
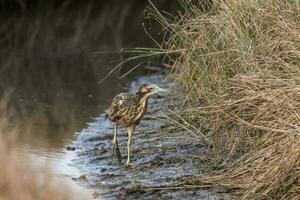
[[71, 74, 227, 200]]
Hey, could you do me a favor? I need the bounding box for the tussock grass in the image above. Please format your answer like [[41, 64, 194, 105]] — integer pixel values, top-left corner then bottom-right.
[[152, 0, 300, 199]]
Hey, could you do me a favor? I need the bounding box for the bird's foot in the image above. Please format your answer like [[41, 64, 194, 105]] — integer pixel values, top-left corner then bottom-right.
[[124, 161, 134, 168]]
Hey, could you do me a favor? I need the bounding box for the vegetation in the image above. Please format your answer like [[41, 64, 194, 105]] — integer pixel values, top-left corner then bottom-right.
[[152, 0, 300, 199], [1, 0, 299, 199]]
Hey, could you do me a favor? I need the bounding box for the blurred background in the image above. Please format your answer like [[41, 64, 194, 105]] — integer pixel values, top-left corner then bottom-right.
[[0, 0, 181, 149], [0, 0, 181, 196]]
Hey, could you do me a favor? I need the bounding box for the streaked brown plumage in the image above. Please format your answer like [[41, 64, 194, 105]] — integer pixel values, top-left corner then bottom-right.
[[106, 83, 166, 166]]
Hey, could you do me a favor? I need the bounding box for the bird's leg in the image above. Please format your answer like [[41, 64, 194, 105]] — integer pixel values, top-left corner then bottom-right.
[[112, 124, 117, 155], [125, 134, 132, 166], [125, 126, 135, 166], [112, 124, 122, 161]]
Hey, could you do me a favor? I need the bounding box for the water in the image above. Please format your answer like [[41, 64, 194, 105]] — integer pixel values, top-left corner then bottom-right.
[[15, 73, 157, 198], [0, 1, 182, 198]]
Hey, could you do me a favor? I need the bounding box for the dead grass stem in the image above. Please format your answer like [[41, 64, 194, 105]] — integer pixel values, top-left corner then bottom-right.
[[152, 0, 300, 199]]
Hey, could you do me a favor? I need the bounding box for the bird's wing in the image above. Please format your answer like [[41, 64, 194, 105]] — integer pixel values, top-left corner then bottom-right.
[[108, 93, 136, 122]]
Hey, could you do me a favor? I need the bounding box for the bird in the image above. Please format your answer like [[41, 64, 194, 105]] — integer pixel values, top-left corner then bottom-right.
[[106, 83, 167, 166]]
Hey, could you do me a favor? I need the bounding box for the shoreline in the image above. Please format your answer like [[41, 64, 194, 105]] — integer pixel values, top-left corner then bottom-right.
[[70, 73, 230, 200]]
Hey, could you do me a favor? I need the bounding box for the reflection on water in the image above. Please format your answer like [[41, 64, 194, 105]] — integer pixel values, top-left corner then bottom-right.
[[29, 148, 93, 198], [0, 0, 178, 196], [0, 0, 178, 149]]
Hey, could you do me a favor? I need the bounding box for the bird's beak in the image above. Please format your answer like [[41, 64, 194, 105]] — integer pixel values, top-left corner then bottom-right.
[[154, 87, 167, 93], [153, 86, 167, 93]]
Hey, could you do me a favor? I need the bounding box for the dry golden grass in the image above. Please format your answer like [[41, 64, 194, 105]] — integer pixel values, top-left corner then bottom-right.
[[152, 0, 300, 199]]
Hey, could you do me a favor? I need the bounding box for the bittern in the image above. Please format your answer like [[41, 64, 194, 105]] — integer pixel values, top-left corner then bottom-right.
[[106, 83, 166, 166]]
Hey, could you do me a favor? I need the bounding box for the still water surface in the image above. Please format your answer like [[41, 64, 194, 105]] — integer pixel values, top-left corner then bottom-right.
[[19, 69, 156, 197], [0, 1, 180, 197]]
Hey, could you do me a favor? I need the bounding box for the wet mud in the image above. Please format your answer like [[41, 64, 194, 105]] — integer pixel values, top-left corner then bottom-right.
[[71, 74, 226, 200]]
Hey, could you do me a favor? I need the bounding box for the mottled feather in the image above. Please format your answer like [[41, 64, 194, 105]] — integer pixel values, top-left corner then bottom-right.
[[107, 83, 165, 166], [107, 92, 147, 127]]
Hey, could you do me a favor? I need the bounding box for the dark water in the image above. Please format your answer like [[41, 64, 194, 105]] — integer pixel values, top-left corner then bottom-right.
[[0, 1, 179, 197]]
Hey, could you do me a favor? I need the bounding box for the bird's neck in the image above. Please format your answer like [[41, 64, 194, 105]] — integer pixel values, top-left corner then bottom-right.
[[136, 92, 149, 104]]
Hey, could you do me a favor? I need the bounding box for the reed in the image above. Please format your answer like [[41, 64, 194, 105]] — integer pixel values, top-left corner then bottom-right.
[[153, 0, 300, 199]]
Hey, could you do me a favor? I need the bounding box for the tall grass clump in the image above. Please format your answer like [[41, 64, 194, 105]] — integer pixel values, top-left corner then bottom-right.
[[152, 0, 300, 199]]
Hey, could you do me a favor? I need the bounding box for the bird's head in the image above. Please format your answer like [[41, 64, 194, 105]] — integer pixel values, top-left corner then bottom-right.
[[137, 83, 167, 97]]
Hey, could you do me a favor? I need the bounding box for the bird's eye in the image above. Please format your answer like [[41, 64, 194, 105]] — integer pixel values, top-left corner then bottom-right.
[[149, 87, 153, 91]]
